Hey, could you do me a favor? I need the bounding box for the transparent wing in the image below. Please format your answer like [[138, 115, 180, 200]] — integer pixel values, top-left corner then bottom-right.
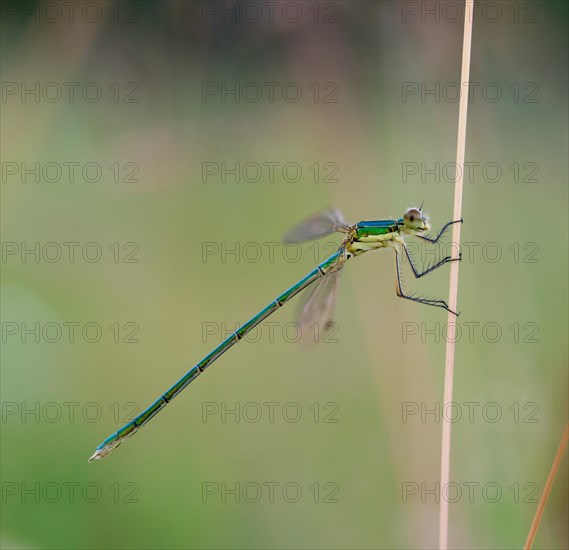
[[296, 263, 343, 346], [284, 208, 350, 244]]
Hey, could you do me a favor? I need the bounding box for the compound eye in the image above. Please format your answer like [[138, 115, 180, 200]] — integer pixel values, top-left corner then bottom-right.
[[405, 208, 421, 223]]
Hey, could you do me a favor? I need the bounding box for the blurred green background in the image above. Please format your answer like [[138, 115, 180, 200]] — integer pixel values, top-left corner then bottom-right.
[[1, 1, 567, 548]]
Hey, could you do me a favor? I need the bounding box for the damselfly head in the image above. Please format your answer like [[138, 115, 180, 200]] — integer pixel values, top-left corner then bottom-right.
[[403, 207, 430, 232]]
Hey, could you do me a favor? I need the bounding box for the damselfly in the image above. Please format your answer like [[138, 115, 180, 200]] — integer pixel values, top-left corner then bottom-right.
[[89, 207, 462, 462]]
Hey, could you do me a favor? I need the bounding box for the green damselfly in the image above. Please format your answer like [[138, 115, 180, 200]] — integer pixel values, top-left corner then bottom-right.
[[89, 207, 462, 462]]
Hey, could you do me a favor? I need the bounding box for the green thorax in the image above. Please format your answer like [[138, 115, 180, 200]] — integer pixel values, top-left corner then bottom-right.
[[355, 218, 402, 239]]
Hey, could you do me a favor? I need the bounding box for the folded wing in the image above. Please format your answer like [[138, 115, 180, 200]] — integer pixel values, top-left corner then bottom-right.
[[284, 208, 349, 244], [296, 260, 343, 346]]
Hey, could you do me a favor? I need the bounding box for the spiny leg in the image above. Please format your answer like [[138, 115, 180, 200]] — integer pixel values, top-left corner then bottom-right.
[[416, 218, 463, 244], [393, 245, 458, 316], [402, 239, 461, 279]]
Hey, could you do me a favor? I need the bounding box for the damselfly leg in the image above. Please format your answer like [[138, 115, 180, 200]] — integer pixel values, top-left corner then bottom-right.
[[394, 218, 463, 315]]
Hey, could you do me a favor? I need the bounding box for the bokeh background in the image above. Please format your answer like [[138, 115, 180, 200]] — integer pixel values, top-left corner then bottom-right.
[[1, 1, 567, 548]]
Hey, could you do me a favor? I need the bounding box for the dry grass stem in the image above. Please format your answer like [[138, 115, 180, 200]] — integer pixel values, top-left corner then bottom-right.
[[438, 1, 474, 548], [524, 422, 569, 550]]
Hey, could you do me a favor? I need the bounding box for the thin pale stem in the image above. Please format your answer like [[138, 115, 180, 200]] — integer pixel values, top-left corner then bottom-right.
[[524, 422, 569, 549], [439, 1, 474, 548]]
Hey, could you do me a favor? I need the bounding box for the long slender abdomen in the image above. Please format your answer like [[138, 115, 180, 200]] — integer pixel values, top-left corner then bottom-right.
[[88, 250, 343, 461]]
